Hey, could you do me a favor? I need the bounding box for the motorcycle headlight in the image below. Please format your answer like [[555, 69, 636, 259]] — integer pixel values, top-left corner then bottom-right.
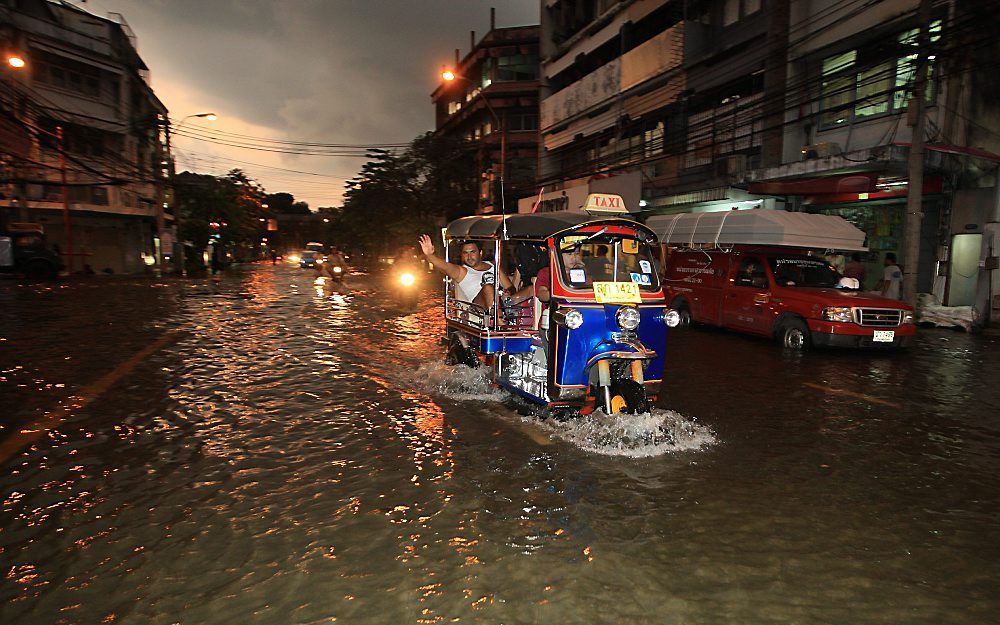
[[663, 309, 681, 328], [822, 306, 853, 323], [400, 272, 415, 286], [332, 265, 342, 274], [552, 307, 584, 329], [902, 311, 915, 324], [616, 306, 641, 331]]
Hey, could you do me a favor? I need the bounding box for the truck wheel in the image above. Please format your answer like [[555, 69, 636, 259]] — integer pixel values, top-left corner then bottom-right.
[[779, 318, 811, 350], [671, 299, 691, 327]]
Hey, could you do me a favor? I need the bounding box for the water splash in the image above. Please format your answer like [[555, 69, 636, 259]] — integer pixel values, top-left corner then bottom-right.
[[402, 362, 713, 457], [403, 361, 508, 402], [527, 409, 715, 458]]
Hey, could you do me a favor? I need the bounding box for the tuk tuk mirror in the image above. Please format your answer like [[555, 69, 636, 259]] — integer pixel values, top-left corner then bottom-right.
[[560, 235, 587, 251], [622, 239, 639, 254]]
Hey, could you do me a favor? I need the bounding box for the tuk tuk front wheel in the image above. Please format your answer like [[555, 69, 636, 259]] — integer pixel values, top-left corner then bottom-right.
[[606, 379, 649, 415]]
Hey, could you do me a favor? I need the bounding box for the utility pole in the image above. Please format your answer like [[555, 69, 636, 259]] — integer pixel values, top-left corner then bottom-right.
[[902, 0, 933, 305], [56, 125, 74, 273]]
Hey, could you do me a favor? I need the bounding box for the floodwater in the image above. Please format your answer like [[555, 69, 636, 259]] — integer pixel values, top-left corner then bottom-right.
[[1, 265, 998, 624]]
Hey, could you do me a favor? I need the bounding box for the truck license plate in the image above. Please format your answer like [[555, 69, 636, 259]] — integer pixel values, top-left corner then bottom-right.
[[593, 281, 642, 304], [872, 330, 895, 343]]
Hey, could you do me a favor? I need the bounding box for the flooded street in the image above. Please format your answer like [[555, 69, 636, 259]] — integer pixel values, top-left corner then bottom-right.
[[2, 264, 998, 625]]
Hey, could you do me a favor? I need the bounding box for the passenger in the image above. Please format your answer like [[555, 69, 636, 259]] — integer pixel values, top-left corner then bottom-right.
[[586, 244, 613, 280], [418, 234, 494, 309], [844, 252, 867, 286]]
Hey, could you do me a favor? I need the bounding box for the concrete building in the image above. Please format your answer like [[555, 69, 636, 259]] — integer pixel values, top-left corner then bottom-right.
[[532, 0, 1000, 317], [432, 11, 540, 215], [0, 0, 171, 274]]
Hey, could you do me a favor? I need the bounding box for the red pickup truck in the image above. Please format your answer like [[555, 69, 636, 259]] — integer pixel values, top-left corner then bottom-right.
[[663, 246, 916, 349]]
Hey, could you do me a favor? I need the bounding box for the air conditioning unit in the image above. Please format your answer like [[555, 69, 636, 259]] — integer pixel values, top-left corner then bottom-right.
[[801, 142, 842, 159], [714, 154, 747, 177]]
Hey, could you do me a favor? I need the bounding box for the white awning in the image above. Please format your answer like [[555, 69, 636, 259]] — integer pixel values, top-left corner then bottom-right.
[[647, 209, 868, 251]]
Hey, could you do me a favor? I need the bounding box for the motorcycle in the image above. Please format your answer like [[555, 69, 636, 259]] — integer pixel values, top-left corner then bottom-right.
[[438, 193, 682, 416]]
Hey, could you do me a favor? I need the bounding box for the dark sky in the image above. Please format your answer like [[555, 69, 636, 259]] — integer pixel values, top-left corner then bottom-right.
[[74, 0, 539, 208]]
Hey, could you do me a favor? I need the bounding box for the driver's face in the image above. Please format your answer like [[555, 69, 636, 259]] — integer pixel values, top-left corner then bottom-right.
[[460, 244, 481, 267], [562, 249, 584, 269]]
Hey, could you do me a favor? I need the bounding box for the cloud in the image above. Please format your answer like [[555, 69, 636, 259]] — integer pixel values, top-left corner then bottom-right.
[[83, 0, 538, 207]]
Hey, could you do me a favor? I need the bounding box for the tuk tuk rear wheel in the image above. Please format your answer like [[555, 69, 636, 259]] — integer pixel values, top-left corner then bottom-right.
[[607, 379, 649, 415]]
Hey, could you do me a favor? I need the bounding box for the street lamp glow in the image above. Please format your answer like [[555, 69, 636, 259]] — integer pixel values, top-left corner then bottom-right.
[[441, 69, 456, 82], [204, 114, 218, 121], [6, 55, 26, 69]]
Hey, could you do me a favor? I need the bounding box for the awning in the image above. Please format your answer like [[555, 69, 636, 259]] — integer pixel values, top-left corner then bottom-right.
[[647, 209, 867, 251], [748, 174, 877, 196]]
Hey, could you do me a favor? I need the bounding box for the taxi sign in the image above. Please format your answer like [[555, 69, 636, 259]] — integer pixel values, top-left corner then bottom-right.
[[583, 193, 628, 215], [593, 281, 641, 304]]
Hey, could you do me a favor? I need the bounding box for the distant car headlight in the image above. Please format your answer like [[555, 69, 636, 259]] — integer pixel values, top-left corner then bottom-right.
[[315, 258, 324, 264], [663, 309, 681, 327], [616, 306, 641, 330], [552, 307, 584, 329], [902, 311, 915, 324], [822, 306, 853, 323], [288, 254, 301, 263], [399, 272, 415, 286]]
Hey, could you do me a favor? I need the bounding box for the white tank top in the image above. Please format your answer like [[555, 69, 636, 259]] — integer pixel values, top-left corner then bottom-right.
[[456, 262, 493, 302]]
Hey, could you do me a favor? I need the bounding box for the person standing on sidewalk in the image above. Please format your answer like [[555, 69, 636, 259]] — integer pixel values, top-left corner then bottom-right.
[[877, 252, 902, 300]]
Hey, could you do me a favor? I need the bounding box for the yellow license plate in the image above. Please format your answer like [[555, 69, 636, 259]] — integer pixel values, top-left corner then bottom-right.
[[593, 281, 641, 304]]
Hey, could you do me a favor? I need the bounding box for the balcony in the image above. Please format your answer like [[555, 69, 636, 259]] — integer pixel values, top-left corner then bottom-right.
[[541, 25, 683, 131]]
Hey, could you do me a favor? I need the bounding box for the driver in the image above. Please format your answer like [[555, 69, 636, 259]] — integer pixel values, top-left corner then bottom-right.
[[418, 235, 494, 308]]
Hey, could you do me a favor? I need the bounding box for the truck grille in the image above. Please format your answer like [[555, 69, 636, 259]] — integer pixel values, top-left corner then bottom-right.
[[854, 308, 903, 327]]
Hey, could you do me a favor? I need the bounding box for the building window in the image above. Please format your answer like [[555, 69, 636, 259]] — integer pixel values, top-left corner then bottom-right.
[[31, 50, 104, 99], [723, 0, 762, 27], [820, 20, 941, 128]]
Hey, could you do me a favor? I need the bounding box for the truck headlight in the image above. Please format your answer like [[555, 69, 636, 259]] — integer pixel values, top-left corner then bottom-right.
[[663, 309, 681, 327], [616, 306, 641, 330], [552, 307, 584, 329], [902, 311, 915, 324], [822, 306, 853, 323]]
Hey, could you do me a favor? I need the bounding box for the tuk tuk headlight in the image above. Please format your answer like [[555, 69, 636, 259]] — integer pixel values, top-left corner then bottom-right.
[[616, 306, 641, 331], [663, 309, 681, 328], [399, 272, 415, 286], [552, 307, 584, 329], [822, 306, 853, 323]]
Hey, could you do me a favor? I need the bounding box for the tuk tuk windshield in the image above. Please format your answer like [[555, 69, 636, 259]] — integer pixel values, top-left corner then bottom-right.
[[556, 235, 660, 291], [768, 256, 840, 288]]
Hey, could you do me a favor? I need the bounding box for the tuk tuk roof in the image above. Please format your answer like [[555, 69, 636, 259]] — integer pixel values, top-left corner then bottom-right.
[[445, 211, 655, 241], [647, 209, 867, 251]]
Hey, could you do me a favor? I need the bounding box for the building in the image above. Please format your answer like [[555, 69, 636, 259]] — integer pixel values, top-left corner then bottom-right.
[[0, 0, 171, 274], [432, 10, 540, 215], [533, 0, 1000, 317]]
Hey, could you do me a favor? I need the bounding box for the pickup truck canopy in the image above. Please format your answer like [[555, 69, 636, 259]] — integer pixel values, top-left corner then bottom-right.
[[647, 209, 867, 251]]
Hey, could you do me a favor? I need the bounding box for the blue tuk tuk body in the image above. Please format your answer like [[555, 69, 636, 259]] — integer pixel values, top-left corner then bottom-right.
[[442, 200, 680, 415]]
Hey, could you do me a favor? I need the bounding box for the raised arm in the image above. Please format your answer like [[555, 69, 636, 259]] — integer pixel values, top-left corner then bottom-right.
[[419, 234, 465, 282]]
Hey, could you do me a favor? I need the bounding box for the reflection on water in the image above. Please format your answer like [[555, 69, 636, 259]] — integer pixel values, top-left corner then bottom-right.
[[1, 266, 998, 625]]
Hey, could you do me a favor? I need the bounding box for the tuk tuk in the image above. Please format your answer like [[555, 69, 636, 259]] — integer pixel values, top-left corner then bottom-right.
[[440, 194, 681, 416]]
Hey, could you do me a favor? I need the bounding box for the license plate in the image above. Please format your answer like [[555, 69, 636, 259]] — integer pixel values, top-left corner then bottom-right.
[[593, 281, 641, 304], [872, 330, 895, 343]]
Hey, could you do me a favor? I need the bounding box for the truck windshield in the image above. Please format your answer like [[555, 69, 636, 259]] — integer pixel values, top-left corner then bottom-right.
[[556, 235, 660, 291], [768, 256, 840, 288]]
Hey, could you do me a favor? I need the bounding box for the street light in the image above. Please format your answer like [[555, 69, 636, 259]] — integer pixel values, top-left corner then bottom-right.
[[165, 112, 217, 275], [6, 54, 26, 69], [441, 67, 506, 214]]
